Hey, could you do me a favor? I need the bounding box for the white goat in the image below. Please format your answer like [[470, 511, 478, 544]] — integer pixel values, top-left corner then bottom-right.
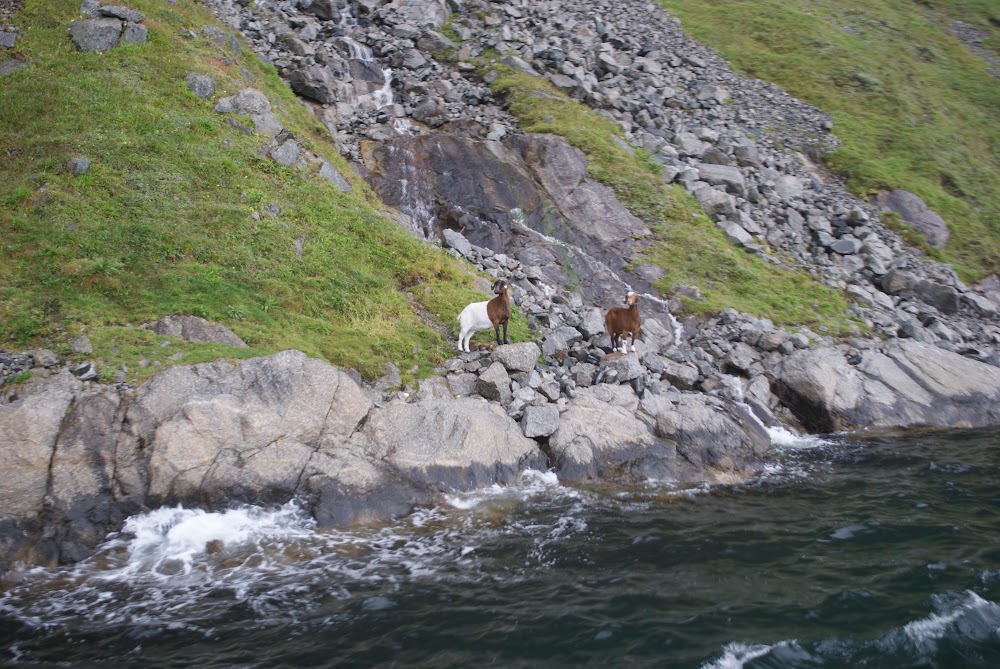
[[457, 279, 511, 352]]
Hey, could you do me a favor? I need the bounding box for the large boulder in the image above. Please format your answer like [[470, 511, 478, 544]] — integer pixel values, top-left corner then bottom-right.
[[357, 397, 546, 490], [288, 65, 339, 104], [214, 88, 283, 138], [69, 18, 123, 52], [547, 386, 662, 482], [872, 189, 950, 249], [138, 351, 371, 506], [773, 341, 1000, 433], [387, 0, 451, 29], [142, 314, 248, 347], [645, 393, 771, 482], [492, 342, 540, 373]]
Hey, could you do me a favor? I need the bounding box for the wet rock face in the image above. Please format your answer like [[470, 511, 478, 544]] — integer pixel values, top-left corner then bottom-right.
[[363, 132, 655, 308]]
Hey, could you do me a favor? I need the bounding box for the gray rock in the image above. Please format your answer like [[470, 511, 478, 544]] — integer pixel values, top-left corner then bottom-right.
[[661, 359, 699, 389], [601, 353, 644, 382], [773, 175, 804, 200], [547, 386, 660, 482], [31, 349, 61, 368], [185, 73, 215, 99], [0, 60, 27, 77], [695, 186, 736, 219], [521, 404, 560, 438], [139, 351, 371, 506], [538, 379, 561, 402], [646, 393, 770, 473], [71, 362, 98, 381], [500, 54, 539, 76], [881, 269, 917, 295], [287, 65, 338, 104], [872, 189, 950, 248], [402, 48, 428, 70], [360, 397, 546, 490], [964, 292, 999, 317], [675, 132, 705, 158], [97, 5, 145, 23], [70, 336, 93, 355], [43, 389, 121, 563], [571, 362, 597, 387], [120, 22, 147, 46], [734, 144, 761, 167], [318, 159, 351, 193], [373, 362, 402, 392], [578, 307, 606, 339], [719, 220, 753, 247], [476, 361, 512, 404], [442, 228, 473, 258], [142, 314, 248, 347], [69, 18, 123, 53], [542, 326, 583, 357], [492, 342, 541, 373], [270, 139, 301, 167], [0, 29, 16, 49], [201, 26, 241, 54], [913, 280, 960, 315], [302, 0, 344, 20], [417, 30, 456, 53], [829, 238, 862, 255], [0, 373, 80, 522], [68, 157, 91, 176], [415, 377, 452, 401], [722, 343, 761, 376], [279, 35, 315, 57], [214, 88, 282, 137], [697, 163, 746, 196], [447, 372, 479, 397]]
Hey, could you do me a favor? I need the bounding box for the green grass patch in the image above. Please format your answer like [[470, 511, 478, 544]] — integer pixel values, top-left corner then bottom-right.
[[0, 0, 503, 380], [81, 326, 263, 384], [486, 66, 858, 332], [658, 0, 1000, 281], [4, 371, 34, 386]]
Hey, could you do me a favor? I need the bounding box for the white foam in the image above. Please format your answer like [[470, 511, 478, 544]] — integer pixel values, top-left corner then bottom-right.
[[113, 502, 315, 578], [902, 591, 1000, 651], [766, 424, 829, 449], [702, 641, 785, 669], [444, 469, 570, 509]]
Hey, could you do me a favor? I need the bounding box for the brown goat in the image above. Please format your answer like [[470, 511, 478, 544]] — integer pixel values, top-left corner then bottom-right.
[[605, 290, 640, 353], [486, 278, 511, 345]]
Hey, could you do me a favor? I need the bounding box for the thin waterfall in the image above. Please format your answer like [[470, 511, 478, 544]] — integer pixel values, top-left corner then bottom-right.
[[389, 144, 438, 237], [337, 4, 395, 110]]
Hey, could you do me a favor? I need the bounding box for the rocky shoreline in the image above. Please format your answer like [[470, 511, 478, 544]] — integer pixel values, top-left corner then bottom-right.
[[3, 0, 1000, 575]]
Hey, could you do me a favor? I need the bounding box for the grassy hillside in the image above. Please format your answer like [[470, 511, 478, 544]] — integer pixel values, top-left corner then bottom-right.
[[487, 67, 859, 333], [659, 0, 1000, 282], [0, 0, 521, 382]]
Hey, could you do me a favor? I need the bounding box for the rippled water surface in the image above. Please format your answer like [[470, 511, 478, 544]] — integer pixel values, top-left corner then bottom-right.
[[2, 429, 999, 668]]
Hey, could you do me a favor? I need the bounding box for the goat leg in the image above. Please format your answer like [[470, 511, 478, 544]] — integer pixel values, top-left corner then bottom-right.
[[502, 322, 509, 345]]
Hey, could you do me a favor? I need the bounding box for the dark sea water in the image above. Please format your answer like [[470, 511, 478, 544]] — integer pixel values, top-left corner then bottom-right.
[[1, 428, 999, 668]]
